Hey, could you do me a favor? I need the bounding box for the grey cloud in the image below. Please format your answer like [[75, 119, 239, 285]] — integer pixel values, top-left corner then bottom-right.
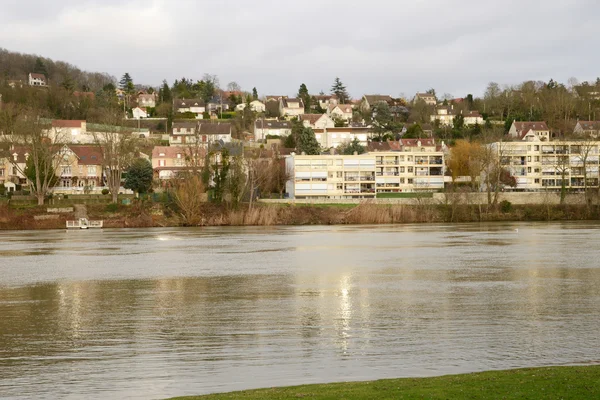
[[1, 0, 599, 98]]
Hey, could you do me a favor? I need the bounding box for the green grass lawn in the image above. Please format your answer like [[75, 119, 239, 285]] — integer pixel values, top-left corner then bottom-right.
[[168, 366, 600, 399]]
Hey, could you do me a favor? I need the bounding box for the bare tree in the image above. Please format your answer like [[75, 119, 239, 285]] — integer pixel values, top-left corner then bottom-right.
[[0, 105, 67, 205], [572, 138, 599, 206], [93, 108, 138, 203], [172, 174, 205, 225]]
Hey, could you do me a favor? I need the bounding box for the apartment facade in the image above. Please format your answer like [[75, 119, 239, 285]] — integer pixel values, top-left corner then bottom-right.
[[286, 140, 445, 198], [493, 140, 600, 191]]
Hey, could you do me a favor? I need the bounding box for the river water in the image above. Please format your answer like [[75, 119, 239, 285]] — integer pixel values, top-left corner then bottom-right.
[[0, 223, 599, 399]]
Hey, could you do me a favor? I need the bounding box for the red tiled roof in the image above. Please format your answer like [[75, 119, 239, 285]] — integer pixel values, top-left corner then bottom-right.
[[513, 121, 549, 138], [29, 73, 46, 80], [152, 146, 187, 159], [68, 145, 103, 165], [52, 120, 85, 128], [300, 114, 324, 124]]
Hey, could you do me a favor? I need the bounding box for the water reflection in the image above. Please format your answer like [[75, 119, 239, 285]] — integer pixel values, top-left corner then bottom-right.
[[0, 223, 599, 399]]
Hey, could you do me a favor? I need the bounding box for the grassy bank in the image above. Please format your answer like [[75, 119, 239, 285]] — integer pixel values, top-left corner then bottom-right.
[[169, 366, 600, 399], [0, 201, 599, 230]]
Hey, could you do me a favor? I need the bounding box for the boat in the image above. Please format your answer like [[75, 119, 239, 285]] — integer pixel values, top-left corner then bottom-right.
[[66, 218, 103, 229]]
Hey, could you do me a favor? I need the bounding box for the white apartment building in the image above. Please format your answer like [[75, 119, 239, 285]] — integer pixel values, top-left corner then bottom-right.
[[286, 140, 445, 198], [493, 140, 600, 191]]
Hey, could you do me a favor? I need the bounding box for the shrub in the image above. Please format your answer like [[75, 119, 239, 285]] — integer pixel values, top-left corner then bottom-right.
[[500, 200, 512, 213], [101, 189, 109, 195], [105, 203, 119, 212]]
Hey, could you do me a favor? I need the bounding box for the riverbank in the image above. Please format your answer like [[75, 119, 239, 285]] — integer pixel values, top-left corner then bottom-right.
[[1, 201, 599, 230], [169, 366, 600, 399]]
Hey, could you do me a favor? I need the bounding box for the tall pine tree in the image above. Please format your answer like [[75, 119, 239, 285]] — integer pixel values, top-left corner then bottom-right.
[[119, 73, 133, 90], [298, 83, 311, 112], [331, 77, 350, 104]]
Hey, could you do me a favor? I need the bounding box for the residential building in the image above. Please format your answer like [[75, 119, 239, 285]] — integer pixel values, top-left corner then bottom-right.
[[313, 95, 338, 110], [279, 97, 305, 118], [254, 120, 292, 141], [138, 93, 157, 108], [327, 103, 354, 121], [360, 94, 393, 111], [573, 121, 600, 137], [169, 121, 232, 146], [28, 73, 47, 87], [152, 146, 205, 180], [414, 92, 437, 105], [48, 120, 93, 144], [492, 140, 600, 191], [313, 127, 370, 148], [50, 145, 104, 192], [285, 153, 377, 199], [508, 121, 550, 141], [132, 107, 148, 119], [235, 100, 266, 113], [300, 114, 335, 129], [207, 96, 233, 115], [174, 99, 205, 119], [430, 106, 484, 126], [370, 139, 445, 193], [285, 139, 445, 198], [1, 148, 28, 191]]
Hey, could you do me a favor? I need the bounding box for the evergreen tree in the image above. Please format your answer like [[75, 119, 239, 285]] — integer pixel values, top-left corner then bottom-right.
[[124, 158, 153, 195], [297, 126, 320, 155], [33, 57, 48, 78], [119, 73, 133, 90], [331, 77, 350, 104], [62, 75, 75, 92], [158, 80, 172, 104], [371, 102, 400, 141], [252, 87, 258, 100], [298, 83, 311, 112]]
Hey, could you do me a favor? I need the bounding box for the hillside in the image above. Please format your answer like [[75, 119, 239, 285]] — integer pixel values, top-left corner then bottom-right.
[[0, 47, 115, 92]]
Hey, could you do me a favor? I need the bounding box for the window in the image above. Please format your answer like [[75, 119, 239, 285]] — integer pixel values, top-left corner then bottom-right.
[[527, 167, 531, 173], [407, 167, 414, 173], [336, 183, 343, 190], [534, 179, 540, 183], [12, 167, 17, 175], [0, 169, 4, 177], [399, 167, 405, 173], [408, 178, 413, 184], [87, 166, 96, 176], [535, 156, 540, 161], [158, 160, 166, 167], [534, 146, 539, 151], [177, 153, 182, 159], [159, 152, 165, 157], [527, 156, 531, 162]]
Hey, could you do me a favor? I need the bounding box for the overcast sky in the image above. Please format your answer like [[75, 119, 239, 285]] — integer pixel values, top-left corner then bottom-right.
[[1, 0, 599, 98]]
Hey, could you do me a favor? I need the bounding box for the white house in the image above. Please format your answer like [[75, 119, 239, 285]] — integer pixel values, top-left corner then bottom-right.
[[28, 73, 47, 87], [279, 98, 305, 118], [573, 121, 600, 137], [253, 120, 292, 141], [300, 114, 335, 129], [48, 120, 94, 144], [327, 103, 354, 121], [132, 107, 148, 119], [235, 100, 266, 113], [508, 121, 550, 141], [430, 106, 484, 126], [175, 99, 205, 119]]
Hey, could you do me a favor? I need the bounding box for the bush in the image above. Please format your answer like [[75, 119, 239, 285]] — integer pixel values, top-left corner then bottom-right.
[[101, 189, 109, 195], [500, 200, 512, 213], [105, 203, 119, 212]]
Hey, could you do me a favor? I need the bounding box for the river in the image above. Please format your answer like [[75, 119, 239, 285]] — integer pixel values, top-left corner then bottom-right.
[[0, 222, 599, 399]]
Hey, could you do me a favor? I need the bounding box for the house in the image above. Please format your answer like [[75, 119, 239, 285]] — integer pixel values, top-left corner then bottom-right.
[[1, 148, 28, 190], [174, 99, 205, 119], [573, 121, 600, 137], [312, 127, 371, 148], [300, 114, 335, 129], [430, 106, 483, 126], [138, 93, 157, 108], [132, 107, 148, 119], [414, 92, 437, 105], [169, 121, 197, 145], [151, 146, 205, 180], [207, 96, 233, 115], [285, 140, 445, 198], [508, 121, 550, 141], [169, 121, 232, 147], [28, 73, 47, 87], [313, 95, 338, 110], [49, 120, 93, 144], [235, 100, 266, 113], [490, 140, 600, 191], [55, 145, 104, 191], [254, 120, 292, 141], [279, 97, 305, 118], [360, 95, 393, 111], [327, 104, 354, 121]]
